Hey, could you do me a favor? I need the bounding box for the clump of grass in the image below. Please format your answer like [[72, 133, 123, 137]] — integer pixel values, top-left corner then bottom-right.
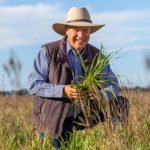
[[72, 45, 116, 90], [71, 45, 119, 127]]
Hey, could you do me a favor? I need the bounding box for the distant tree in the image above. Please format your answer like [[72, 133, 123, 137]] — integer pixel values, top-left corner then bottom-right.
[[3, 50, 22, 90], [145, 54, 150, 71]]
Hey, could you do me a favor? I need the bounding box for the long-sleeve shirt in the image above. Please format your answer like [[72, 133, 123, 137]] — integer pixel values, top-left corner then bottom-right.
[[28, 41, 120, 102], [28, 42, 86, 97]]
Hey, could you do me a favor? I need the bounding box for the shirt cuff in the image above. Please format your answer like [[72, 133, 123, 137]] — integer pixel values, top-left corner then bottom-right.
[[54, 84, 65, 98]]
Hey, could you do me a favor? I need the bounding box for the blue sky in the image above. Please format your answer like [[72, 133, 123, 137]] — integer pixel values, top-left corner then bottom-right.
[[0, 0, 150, 91]]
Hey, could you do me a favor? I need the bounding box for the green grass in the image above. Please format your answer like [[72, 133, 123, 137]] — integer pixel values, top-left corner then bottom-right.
[[0, 115, 149, 150], [0, 91, 149, 150], [71, 46, 120, 127], [72, 45, 119, 91]]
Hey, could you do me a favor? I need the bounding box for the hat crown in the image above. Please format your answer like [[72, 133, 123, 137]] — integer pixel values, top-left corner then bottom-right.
[[66, 7, 92, 23]]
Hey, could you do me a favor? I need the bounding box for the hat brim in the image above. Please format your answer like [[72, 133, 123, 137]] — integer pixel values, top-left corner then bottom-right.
[[52, 22, 105, 36]]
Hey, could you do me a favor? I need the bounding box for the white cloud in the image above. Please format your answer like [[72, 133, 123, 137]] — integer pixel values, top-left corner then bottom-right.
[[0, 3, 64, 50], [92, 10, 150, 26], [91, 10, 150, 51], [0, 4, 149, 52]]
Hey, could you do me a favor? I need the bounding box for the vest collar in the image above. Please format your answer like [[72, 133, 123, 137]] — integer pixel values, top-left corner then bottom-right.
[[57, 36, 71, 69], [57, 36, 94, 68]]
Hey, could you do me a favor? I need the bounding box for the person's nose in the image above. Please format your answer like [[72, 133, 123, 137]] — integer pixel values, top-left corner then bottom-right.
[[78, 31, 84, 37]]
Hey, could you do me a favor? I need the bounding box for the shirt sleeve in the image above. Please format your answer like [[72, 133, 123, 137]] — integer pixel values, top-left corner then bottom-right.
[[99, 64, 120, 102], [28, 47, 64, 98]]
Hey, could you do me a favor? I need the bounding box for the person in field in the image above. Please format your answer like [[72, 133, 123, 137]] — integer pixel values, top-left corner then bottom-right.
[[28, 7, 129, 149]]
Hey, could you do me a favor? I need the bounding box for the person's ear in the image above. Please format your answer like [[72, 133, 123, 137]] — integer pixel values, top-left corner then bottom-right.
[[65, 30, 68, 36], [65, 26, 69, 35]]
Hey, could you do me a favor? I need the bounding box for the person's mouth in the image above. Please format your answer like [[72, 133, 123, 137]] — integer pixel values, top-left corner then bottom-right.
[[76, 39, 84, 44]]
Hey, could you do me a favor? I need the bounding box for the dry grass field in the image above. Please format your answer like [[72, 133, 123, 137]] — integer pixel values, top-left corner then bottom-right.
[[0, 90, 150, 150]]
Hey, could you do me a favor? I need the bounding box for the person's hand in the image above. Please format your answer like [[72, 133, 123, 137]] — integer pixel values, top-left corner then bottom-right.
[[63, 85, 82, 100], [63, 85, 98, 101]]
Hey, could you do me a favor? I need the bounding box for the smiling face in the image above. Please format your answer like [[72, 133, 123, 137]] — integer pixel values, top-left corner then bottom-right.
[[65, 26, 90, 53]]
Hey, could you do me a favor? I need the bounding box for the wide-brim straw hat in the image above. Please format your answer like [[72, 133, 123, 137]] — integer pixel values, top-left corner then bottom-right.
[[52, 7, 105, 36]]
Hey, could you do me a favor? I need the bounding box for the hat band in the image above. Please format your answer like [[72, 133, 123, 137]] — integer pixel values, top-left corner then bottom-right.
[[66, 19, 92, 23]]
